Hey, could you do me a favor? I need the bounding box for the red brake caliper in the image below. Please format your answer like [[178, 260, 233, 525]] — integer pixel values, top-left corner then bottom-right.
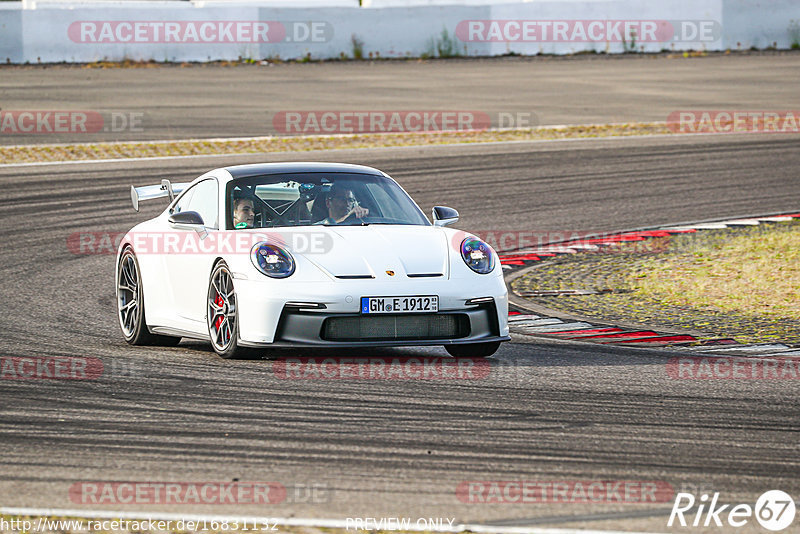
[[214, 293, 225, 330]]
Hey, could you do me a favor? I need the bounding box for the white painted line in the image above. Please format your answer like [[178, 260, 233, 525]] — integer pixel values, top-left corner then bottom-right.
[[0, 507, 664, 534], [511, 318, 565, 328], [561, 244, 599, 251], [0, 129, 777, 169], [754, 350, 800, 357], [680, 223, 731, 230], [509, 314, 543, 322], [699, 343, 791, 353], [0, 122, 672, 150], [680, 345, 740, 351], [758, 216, 795, 222], [0, 151, 241, 168], [518, 322, 596, 333], [514, 318, 564, 332], [719, 219, 761, 225], [0, 134, 666, 169]]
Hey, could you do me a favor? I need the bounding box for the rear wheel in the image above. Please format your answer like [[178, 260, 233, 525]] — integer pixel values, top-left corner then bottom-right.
[[207, 261, 258, 359], [444, 341, 501, 358], [117, 248, 181, 346]]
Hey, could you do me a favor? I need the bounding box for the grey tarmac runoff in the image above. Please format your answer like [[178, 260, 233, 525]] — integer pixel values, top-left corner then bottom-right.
[[0, 133, 799, 532], [1, 52, 799, 144]]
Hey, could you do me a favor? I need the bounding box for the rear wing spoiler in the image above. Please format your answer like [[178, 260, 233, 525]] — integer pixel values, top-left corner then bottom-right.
[[130, 179, 190, 211]]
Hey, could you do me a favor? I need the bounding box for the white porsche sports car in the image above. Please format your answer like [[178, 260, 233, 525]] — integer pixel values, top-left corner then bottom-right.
[[116, 162, 509, 359]]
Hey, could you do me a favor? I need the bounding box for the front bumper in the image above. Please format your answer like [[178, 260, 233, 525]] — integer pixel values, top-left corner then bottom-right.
[[240, 301, 507, 348], [234, 274, 509, 347]]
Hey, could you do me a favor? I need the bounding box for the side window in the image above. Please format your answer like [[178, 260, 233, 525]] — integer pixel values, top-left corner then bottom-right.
[[171, 179, 218, 228], [186, 179, 218, 228], [172, 187, 195, 214]]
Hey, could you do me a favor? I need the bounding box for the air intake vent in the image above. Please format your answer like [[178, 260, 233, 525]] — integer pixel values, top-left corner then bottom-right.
[[335, 275, 374, 279], [407, 273, 443, 278], [322, 314, 469, 341]]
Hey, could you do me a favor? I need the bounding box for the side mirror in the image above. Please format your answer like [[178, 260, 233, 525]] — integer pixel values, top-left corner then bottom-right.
[[168, 211, 204, 226], [432, 206, 459, 227]]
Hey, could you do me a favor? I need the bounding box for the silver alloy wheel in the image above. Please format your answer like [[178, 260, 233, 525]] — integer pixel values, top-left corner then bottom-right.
[[208, 265, 236, 351], [117, 251, 140, 338]]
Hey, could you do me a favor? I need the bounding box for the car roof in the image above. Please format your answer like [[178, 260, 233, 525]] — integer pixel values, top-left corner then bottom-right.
[[223, 162, 386, 179]]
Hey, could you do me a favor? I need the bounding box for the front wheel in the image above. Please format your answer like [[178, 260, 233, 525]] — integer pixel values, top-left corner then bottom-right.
[[207, 261, 258, 359], [444, 341, 501, 358]]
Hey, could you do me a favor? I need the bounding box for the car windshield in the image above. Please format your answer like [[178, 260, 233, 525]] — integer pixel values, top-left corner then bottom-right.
[[227, 172, 430, 229]]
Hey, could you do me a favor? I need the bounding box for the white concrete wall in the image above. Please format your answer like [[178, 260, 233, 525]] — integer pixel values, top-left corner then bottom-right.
[[0, 0, 796, 63], [722, 0, 799, 50]]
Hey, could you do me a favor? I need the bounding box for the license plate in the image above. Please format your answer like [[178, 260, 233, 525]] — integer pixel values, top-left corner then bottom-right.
[[361, 296, 439, 314]]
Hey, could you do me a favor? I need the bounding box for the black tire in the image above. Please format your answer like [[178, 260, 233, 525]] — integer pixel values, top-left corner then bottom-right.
[[117, 248, 181, 347], [444, 341, 501, 358], [207, 261, 259, 359]]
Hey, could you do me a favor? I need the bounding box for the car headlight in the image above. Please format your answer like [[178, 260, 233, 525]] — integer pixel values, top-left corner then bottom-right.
[[250, 242, 295, 278], [460, 237, 495, 274]]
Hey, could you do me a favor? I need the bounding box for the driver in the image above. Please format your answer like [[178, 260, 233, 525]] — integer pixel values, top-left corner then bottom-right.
[[232, 196, 255, 229], [319, 184, 369, 224]]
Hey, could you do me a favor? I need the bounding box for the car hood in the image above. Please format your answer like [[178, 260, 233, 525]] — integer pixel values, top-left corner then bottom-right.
[[295, 225, 451, 279]]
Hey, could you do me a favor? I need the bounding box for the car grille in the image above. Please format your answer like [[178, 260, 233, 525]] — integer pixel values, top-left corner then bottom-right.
[[321, 314, 470, 341]]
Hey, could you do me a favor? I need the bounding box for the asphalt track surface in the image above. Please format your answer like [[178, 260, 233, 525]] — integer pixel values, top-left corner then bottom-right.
[[1, 134, 800, 532], [2, 52, 800, 144]]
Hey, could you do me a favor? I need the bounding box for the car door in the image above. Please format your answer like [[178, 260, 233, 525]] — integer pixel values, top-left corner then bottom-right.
[[164, 178, 220, 327]]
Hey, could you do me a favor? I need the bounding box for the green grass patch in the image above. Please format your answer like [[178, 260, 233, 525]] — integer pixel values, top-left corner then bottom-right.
[[630, 223, 800, 320], [511, 220, 800, 344]]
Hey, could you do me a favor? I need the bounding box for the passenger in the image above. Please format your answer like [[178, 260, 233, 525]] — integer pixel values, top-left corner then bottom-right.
[[233, 196, 255, 229]]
